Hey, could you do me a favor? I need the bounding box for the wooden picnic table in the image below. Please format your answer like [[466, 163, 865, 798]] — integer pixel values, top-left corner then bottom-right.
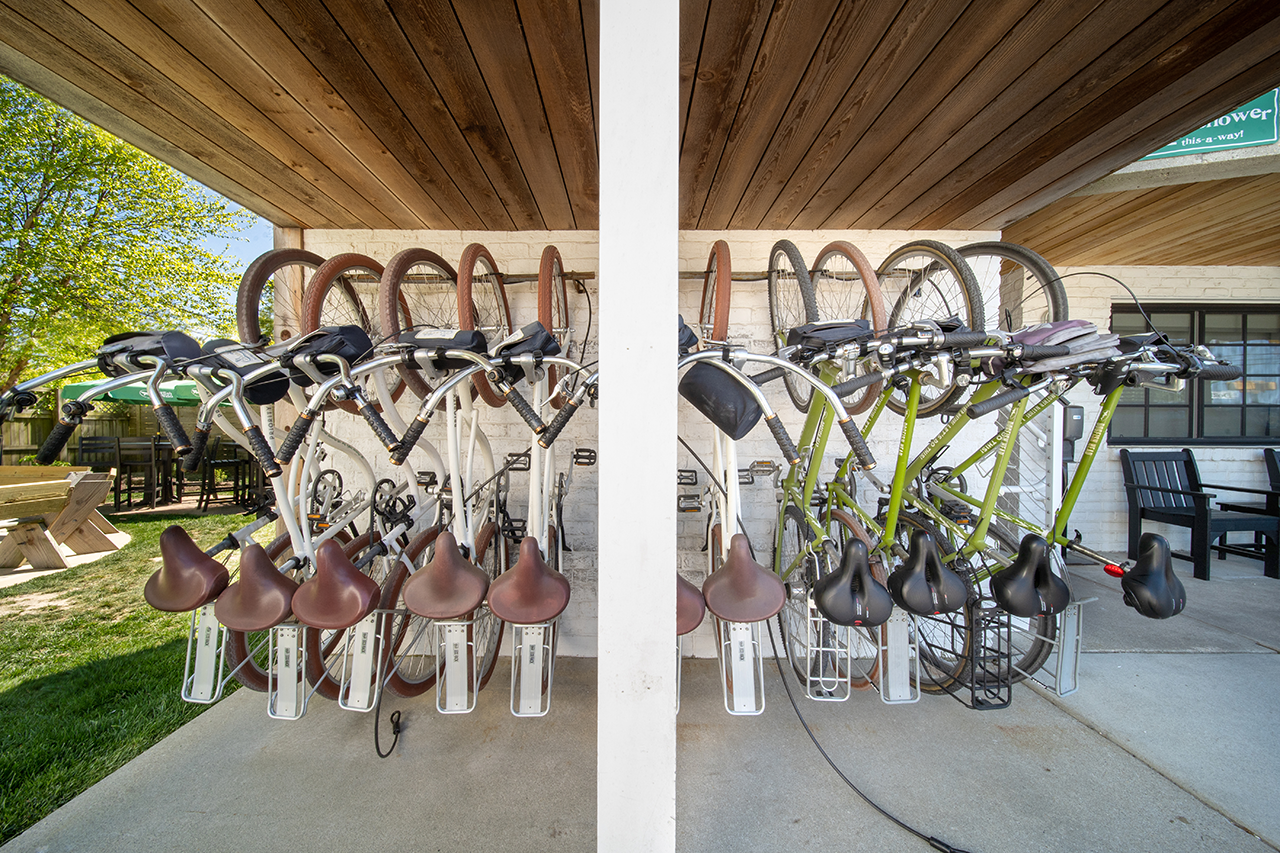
[[0, 466, 129, 571]]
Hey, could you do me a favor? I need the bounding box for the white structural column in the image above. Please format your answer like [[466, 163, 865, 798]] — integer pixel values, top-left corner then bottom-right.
[[597, 1, 679, 851]]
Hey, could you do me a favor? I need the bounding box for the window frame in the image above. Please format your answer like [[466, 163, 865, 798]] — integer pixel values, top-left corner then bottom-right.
[[1108, 302, 1280, 447]]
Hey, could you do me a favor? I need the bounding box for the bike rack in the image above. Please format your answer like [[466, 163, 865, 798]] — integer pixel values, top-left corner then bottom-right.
[[875, 610, 921, 704], [335, 611, 387, 712], [798, 593, 852, 702], [433, 615, 480, 714], [180, 603, 227, 704], [509, 619, 559, 717], [267, 624, 309, 720], [917, 598, 1012, 711], [1025, 597, 1093, 697], [714, 616, 766, 715]]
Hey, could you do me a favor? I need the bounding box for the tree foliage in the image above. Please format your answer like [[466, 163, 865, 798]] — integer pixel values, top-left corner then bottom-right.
[[0, 76, 252, 386]]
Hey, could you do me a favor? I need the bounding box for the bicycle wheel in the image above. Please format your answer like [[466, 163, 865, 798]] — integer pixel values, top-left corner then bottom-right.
[[379, 247, 461, 402], [236, 248, 325, 346], [776, 505, 824, 688], [379, 526, 445, 698], [811, 241, 888, 416], [222, 532, 294, 692], [698, 240, 731, 347], [300, 253, 405, 414], [828, 508, 882, 690], [457, 244, 514, 408], [886, 511, 972, 694], [767, 239, 817, 412], [538, 245, 572, 408], [879, 240, 984, 417], [957, 241, 1067, 332]]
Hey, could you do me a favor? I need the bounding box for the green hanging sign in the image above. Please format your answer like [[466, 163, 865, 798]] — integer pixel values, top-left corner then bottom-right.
[[1141, 89, 1278, 160]]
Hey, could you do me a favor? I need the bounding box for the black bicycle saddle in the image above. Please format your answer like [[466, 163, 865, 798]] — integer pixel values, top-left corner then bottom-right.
[[1122, 532, 1186, 619], [887, 529, 967, 615], [813, 539, 893, 627], [990, 533, 1071, 618]]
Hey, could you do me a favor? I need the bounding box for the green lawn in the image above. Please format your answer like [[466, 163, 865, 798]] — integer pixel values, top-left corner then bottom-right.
[[0, 513, 250, 844]]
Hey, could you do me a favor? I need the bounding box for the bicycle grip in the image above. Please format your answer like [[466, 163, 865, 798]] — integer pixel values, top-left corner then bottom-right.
[[36, 419, 78, 465], [274, 413, 314, 466], [966, 384, 1032, 418], [538, 399, 579, 448], [764, 414, 800, 466], [359, 402, 400, 452], [749, 366, 787, 385], [1194, 363, 1243, 381], [182, 426, 210, 473], [838, 416, 876, 469], [390, 415, 429, 466], [831, 370, 884, 399], [243, 425, 283, 478], [939, 330, 989, 348], [1018, 344, 1072, 360], [154, 404, 192, 455], [506, 387, 546, 434]]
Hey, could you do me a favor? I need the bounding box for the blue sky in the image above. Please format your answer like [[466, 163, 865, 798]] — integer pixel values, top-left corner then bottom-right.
[[201, 206, 276, 273]]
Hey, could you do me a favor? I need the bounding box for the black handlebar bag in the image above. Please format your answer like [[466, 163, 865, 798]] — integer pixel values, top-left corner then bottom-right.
[[201, 339, 291, 405], [679, 361, 762, 441], [282, 325, 374, 387], [96, 330, 202, 377]]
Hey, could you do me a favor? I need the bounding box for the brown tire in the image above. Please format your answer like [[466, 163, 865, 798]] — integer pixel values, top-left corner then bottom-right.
[[236, 248, 325, 346], [457, 244, 513, 408], [538, 245, 571, 408], [378, 247, 461, 402], [698, 240, 731, 347], [811, 241, 887, 416]]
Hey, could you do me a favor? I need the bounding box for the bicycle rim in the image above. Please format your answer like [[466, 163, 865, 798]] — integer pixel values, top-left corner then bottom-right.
[[380, 526, 445, 698], [699, 240, 731, 347], [811, 240, 888, 415], [767, 239, 816, 413], [828, 508, 883, 690], [957, 241, 1068, 332], [538, 245, 571, 407], [379, 247, 461, 402], [236, 248, 325, 346], [473, 519, 508, 691], [457, 244, 513, 408]]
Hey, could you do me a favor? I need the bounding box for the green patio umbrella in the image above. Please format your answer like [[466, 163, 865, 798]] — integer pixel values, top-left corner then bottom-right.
[[59, 378, 206, 406]]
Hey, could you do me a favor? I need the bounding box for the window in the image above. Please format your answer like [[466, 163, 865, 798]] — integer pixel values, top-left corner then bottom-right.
[[1109, 305, 1280, 444]]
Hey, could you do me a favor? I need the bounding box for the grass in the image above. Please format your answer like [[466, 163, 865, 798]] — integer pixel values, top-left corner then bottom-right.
[[0, 513, 251, 844]]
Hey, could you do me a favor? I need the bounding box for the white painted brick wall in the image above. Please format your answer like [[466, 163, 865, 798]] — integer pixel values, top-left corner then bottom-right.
[[1056, 265, 1280, 556]]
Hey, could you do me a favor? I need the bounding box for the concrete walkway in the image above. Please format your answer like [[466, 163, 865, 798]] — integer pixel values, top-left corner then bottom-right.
[[4, 556, 1277, 853]]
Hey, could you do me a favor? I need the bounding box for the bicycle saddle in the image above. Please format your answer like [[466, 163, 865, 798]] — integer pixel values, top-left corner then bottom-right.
[[145, 525, 230, 612], [1122, 533, 1186, 619], [487, 536, 571, 624], [213, 543, 299, 631], [702, 533, 785, 623], [814, 539, 893, 627], [677, 574, 707, 635], [990, 533, 1071, 618], [290, 539, 380, 630], [402, 531, 491, 619], [887, 529, 968, 615]]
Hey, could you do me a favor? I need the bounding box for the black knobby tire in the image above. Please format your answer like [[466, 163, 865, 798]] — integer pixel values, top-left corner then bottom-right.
[[879, 240, 983, 417], [957, 241, 1068, 332], [766, 239, 817, 412], [236, 248, 325, 346]]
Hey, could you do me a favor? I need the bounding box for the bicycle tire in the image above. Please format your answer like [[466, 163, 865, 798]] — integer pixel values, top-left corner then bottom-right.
[[378, 525, 445, 698], [378, 247, 461, 402], [885, 511, 972, 694], [236, 248, 325, 346], [222, 532, 294, 693], [472, 519, 508, 691], [457, 244, 514, 408], [776, 505, 825, 689], [300, 253, 405, 415], [538, 245, 571, 409], [811, 241, 888, 416], [957, 241, 1068, 332], [879, 240, 984, 418], [828, 507, 883, 690], [966, 524, 1059, 684], [698, 240, 732, 347], [767, 239, 817, 412]]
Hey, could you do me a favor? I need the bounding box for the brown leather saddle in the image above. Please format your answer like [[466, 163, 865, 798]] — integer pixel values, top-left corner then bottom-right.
[[402, 531, 490, 619], [487, 536, 570, 624], [677, 574, 706, 635], [145, 525, 230, 612], [702, 533, 785, 622], [290, 539, 380, 630], [214, 543, 299, 632]]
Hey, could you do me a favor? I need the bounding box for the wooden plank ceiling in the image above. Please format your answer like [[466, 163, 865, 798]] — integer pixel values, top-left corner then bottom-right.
[[0, 0, 1278, 263]]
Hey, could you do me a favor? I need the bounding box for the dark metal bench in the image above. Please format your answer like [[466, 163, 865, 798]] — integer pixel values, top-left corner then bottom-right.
[[1119, 448, 1279, 581]]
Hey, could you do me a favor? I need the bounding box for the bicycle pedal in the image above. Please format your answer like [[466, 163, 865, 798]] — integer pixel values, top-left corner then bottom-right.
[[677, 468, 698, 486], [416, 471, 438, 489], [573, 448, 597, 467], [677, 494, 702, 513], [507, 451, 531, 472], [737, 469, 755, 486], [506, 518, 528, 539]]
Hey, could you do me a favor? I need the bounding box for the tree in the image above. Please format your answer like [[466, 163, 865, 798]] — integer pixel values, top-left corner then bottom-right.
[[0, 76, 252, 387]]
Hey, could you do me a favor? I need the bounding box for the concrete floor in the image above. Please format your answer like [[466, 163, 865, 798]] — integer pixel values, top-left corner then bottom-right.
[[4, 555, 1278, 853]]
